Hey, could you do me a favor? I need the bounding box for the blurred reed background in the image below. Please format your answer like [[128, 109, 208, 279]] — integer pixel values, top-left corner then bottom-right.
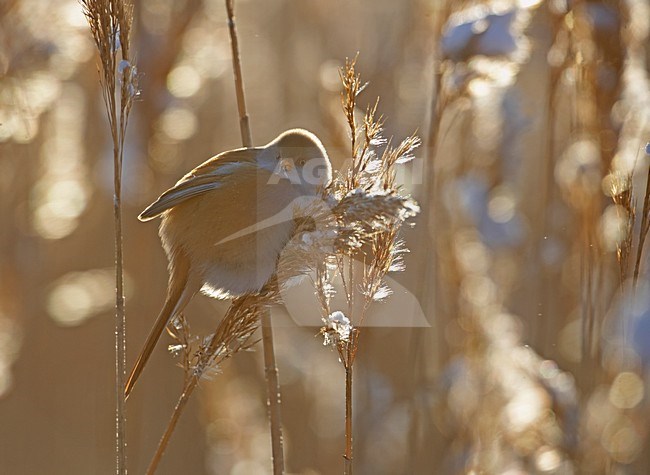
[[1, 0, 649, 474]]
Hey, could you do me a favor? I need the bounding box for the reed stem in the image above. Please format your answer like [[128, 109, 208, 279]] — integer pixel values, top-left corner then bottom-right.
[[225, 2, 285, 473], [343, 362, 353, 475], [633, 164, 650, 286]]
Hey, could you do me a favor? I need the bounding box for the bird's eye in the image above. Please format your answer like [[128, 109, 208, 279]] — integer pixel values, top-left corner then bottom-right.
[[276, 154, 281, 160], [298, 158, 306, 166]]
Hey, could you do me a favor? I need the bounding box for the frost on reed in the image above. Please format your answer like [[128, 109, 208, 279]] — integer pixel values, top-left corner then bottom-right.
[[274, 57, 421, 471], [166, 303, 260, 383], [80, 1, 138, 473]]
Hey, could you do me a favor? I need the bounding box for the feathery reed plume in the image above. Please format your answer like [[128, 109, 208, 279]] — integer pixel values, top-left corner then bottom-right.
[[80, 1, 138, 473], [258, 57, 420, 473], [308, 57, 419, 473], [146, 292, 270, 474]]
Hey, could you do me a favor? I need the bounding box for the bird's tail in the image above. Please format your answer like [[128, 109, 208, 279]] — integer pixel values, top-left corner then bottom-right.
[[125, 250, 195, 399]]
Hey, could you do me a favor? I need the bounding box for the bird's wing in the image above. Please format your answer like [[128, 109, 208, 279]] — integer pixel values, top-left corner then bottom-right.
[[138, 147, 262, 221]]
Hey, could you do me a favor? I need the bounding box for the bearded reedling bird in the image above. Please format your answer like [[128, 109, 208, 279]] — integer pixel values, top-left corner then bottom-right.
[[125, 129, 331, 398]]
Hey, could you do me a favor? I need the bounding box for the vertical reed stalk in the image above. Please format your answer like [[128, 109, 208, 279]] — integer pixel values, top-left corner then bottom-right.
[[633, 164, 650, 285], [114, 116, 127, 475], [344, 363, 353, 475], [261, 315, 285, 474], [408, 5, 451, 469], [418, 0, 453, 372], [225, 1, 285, 473], [225, 0, 252, 147], [333, 327, 359, 475], [81, 2, 137, 473], [336, 327, 360, 474]]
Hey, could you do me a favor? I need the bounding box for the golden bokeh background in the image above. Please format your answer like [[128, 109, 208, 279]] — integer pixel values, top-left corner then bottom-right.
[[1, 0, 649, 473]]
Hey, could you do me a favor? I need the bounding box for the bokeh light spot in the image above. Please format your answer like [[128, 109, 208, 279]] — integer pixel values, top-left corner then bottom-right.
[[609, 372, 644, 409], [47, 269, 116, 327], [167, 64, 203, 98], [159, 107, 198, 141]]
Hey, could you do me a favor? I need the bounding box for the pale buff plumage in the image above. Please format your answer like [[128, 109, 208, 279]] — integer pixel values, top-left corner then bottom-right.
[[125, 129, 331, 398]]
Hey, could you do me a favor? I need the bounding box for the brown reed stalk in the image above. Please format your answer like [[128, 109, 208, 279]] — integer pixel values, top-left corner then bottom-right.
[[418, 1, 463, 374], [633, 160, 650, 285], [341, 329, 359, 475], [225, 0, 252, 148], [339, 58, 361, 475], [224, 1, 285, 473], [81, 1, 137, 473], [406, 5, 453, 469], [534, 4, 570, 353]]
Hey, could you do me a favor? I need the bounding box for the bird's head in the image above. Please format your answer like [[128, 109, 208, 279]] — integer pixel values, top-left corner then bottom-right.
[[258, 129, 332, 193]]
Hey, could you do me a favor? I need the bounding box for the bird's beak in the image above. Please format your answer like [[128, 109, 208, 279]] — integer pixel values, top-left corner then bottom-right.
[[279, 157, 295, 174]]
